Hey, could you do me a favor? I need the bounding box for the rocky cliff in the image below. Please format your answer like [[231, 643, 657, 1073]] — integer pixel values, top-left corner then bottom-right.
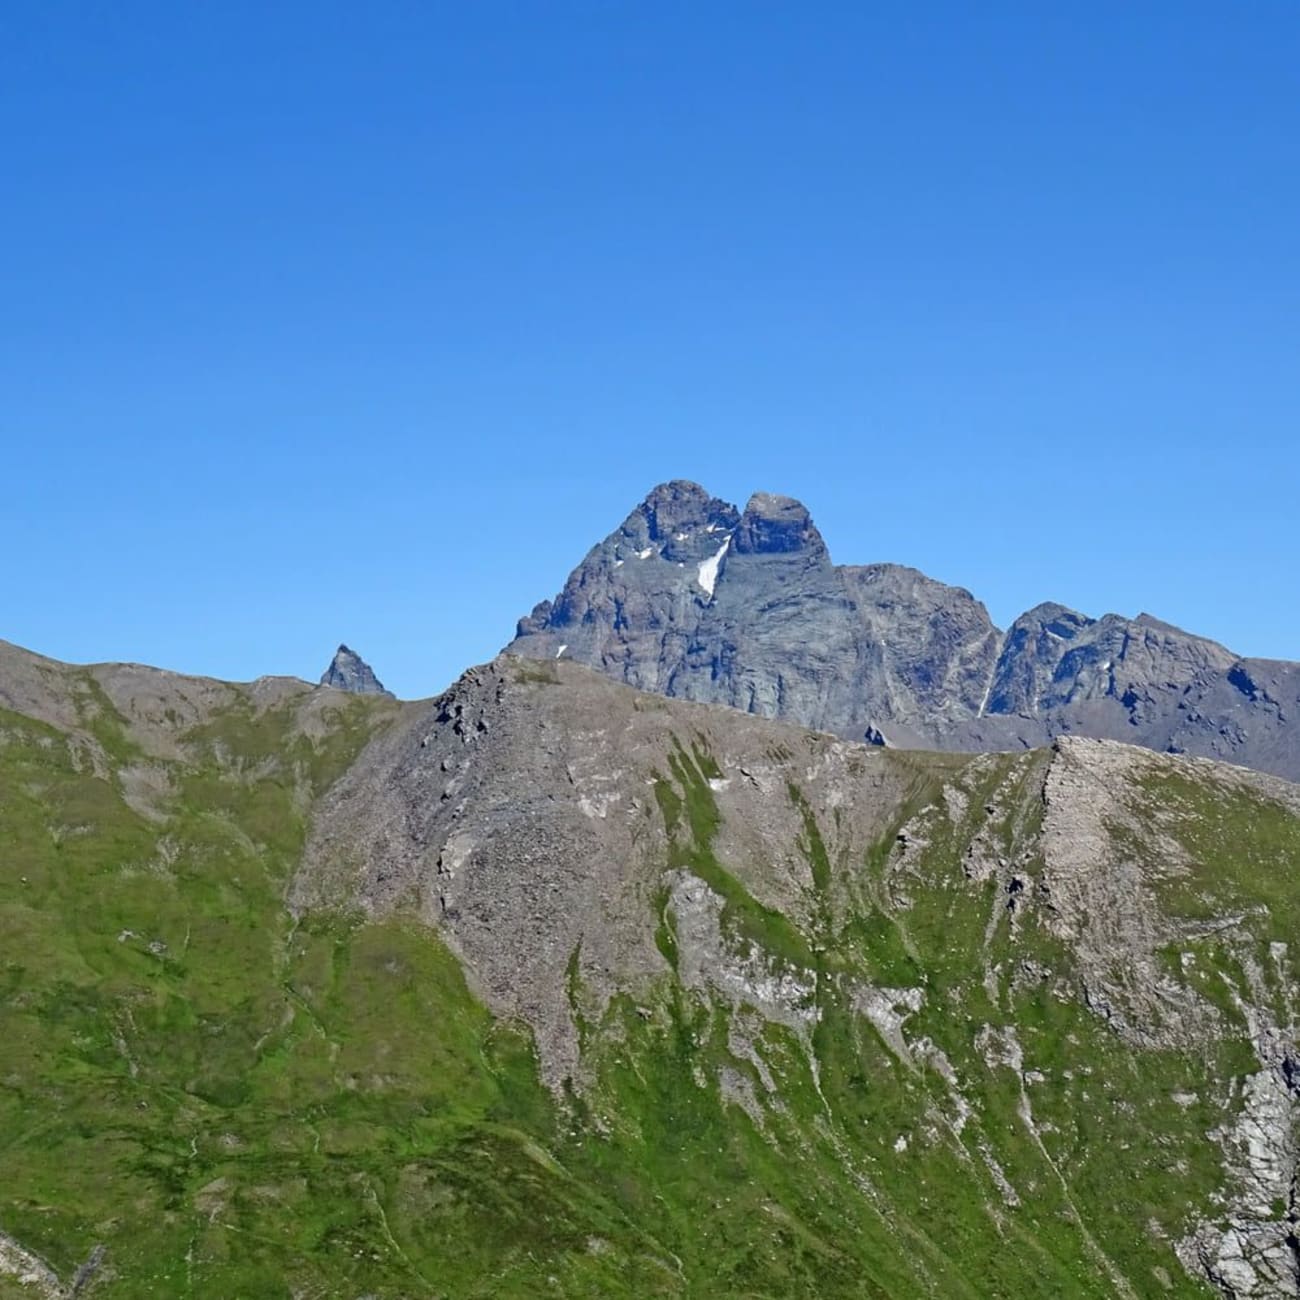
[[508, 480, 1300, 782]]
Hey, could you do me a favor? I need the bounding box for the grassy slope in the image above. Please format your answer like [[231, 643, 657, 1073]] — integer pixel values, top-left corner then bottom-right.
[[1, 685, 1292, 1296], [0, 687, 693, 1298]]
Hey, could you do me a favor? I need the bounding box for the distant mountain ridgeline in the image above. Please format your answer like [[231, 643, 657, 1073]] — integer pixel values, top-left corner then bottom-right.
[[508, 479, 1300, 782]]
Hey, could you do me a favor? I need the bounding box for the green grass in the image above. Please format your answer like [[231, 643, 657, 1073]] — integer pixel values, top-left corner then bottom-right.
[[653, 743, 817, 969], [5, 698, 1292, 1297], [1137, 769, 1300, 937], [0, 689, 667, 1297]]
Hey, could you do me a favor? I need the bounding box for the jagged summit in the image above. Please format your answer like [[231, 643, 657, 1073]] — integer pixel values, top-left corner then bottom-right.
[[631, 479, 739, 539], [319, 644, 390, 696], [507, 481, 1300, 782]]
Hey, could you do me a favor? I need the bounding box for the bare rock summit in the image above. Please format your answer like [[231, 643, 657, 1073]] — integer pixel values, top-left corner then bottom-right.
[[319, 643, 390, 695], [508, 480, 1300, 782]]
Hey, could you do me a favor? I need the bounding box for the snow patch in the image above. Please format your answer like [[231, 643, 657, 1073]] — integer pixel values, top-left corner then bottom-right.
[[636, 547, 654, 559], [696, 536, 731, 598]]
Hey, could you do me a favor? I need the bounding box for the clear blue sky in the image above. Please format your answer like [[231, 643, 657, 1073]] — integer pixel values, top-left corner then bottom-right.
[[4, 2, 1297, 699]]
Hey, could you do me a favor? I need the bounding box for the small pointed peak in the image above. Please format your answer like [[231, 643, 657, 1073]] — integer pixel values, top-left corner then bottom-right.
[[320, 644, 391, 696], [732, 492, 827, 558], [1018, 601, 1078, 621], [1133, 612, 1183, 635], [1011, 602, 1092, 635]]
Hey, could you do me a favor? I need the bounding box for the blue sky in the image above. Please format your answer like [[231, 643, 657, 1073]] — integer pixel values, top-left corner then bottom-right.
[[4, 2, 1297, 698]]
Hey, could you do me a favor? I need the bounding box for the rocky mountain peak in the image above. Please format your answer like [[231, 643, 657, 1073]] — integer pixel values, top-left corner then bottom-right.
[[1133, 611, 1193, 637], [1014, 601, 1092, 634], [732, 491, 827, 558], [629, 479, 739, 543], [319, 644, 391, 696], [637, 480, 733, 530], [507, 480, 1300, 783]]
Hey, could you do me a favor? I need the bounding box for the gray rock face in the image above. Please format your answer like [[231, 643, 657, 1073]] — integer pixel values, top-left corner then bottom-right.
[[319, 644, 390, 696], [295, 655, 931, 1087], [509, 480, 999, 741], [507, 481, 1300, 782]]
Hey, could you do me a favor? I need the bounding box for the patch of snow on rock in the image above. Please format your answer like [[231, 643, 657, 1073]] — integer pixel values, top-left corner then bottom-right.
[[697, 536, 731, 598]]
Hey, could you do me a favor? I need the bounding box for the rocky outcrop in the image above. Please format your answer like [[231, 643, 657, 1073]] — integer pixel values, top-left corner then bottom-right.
[[1180, 1037, 1300, 1296], [507, 481, 1300, 782], [0, 1230, 105, 1298], [295, 655, 916, 1087], [318, 644, 391, 695], [0, 1229, 63, 1298], [300, 655, 1300, 1297]]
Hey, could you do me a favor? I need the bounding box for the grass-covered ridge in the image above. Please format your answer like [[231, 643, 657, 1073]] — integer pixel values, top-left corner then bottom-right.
[[1, 665, 1295, 1297]]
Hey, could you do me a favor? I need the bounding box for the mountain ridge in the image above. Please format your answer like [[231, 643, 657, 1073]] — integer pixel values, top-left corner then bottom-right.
[[508, 480, 1300, 781]]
